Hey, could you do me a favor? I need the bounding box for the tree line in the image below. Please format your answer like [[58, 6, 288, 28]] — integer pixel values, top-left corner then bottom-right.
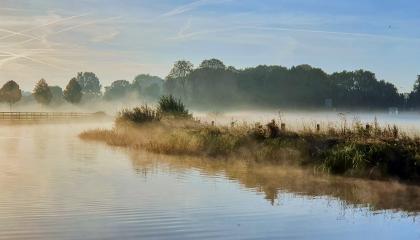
[[2, 58, 420, 110], [0, 73, 164, 109], [164, 59, 420, 110]]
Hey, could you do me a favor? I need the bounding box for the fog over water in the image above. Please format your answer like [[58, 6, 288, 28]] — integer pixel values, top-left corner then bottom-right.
[[195, 110, 420, 134], [0, 122, 419, 239]]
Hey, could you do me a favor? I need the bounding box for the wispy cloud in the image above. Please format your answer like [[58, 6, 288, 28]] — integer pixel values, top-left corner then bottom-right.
[[54, 16, 122, 34], [0, 28, 44, 42], [0, 50, 67, 70], [170, 24, 420, 43], [161, 0, 232, 18], [0, 13, 90, 41], [0, 11, 121, 72], [90, 30, 120, 43], [0, 7, 32, 12], [176, 18, 192, 39]]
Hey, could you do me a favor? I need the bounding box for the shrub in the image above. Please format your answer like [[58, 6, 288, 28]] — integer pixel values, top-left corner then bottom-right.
[[158, 95, 191, 118], [266, 120, 280, 138], [116, 105, 160, 126]]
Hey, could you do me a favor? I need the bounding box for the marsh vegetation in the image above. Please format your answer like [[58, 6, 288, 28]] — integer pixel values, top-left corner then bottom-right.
[[81, 96, 420, 183]]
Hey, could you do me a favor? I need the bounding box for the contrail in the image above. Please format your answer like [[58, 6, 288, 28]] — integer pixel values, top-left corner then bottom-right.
[[0, 14, 119, 70], [161, 0, 209, 17], [161, 0, 232, 18], [0, 56, 20, 68], [54, 16, 122, 34], [0, 50, 67, 70], [0, 28, 44, 42], [0, 12, 90, 41], [3, 16, 121, 48], [0, 7, 30, 12], [171, 25, 420, 42]]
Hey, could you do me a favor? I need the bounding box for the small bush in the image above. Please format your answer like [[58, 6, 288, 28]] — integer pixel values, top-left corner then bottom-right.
[[266, 120, 280, 138], [116, 105, 160, 126], [158, 95, 191, 118], [250, 123, 266, 140]]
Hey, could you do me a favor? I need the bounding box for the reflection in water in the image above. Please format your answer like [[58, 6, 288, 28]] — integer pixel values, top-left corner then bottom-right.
[[0, 123, 419, 239], [129, 152, 420, 214]]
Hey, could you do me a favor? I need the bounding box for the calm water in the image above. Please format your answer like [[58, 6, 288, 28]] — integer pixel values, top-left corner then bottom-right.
[[0, 122, 419, 240]]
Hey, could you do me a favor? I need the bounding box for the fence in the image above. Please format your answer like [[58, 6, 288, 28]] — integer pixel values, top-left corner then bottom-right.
[[0, 112, 102, 121]]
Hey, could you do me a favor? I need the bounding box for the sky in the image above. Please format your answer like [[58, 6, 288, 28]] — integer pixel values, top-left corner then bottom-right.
[[0, 0, 419, 92]]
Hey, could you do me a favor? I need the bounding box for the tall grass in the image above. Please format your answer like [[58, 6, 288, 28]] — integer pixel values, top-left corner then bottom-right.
[[116, 105, 160, 127], [81, 102, 420, 183], [114, 95, 192, 127]]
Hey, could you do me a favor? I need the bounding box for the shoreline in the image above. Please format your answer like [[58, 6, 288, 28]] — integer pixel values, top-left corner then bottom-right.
[[80, 117, 420, 185]]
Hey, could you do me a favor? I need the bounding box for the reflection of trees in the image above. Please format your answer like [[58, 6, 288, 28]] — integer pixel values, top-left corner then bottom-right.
[[129, 151, 420, 214]]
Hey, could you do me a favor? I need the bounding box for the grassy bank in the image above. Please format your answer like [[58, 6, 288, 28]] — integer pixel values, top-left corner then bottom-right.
[[80, 96, 420, 183]]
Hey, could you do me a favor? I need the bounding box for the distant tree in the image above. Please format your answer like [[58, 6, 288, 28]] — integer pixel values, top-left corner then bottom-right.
[[0, 80, 22, 110], [167, 60, 194, 79], [19, 91, 35, 105], [188, 64, 239, 107], [63, 78, 83, 104], [199, 58, 226, 70], [408, 75, 420, 108], [33, 79, 52, 105], [331, 70, 402, 109], [103, 80, 131, 101], [133, 74, 164, 88], [413, 75, 420, 93], [132, 74, 164, 99], [76, 72, 102, 99], [49, 86, 64, 105], [227, 66, 238, 73], [143, 83, 161, 99], [164, 60, 194, 99]]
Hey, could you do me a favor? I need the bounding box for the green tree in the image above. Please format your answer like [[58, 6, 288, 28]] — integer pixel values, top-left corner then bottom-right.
[[199, 58, 226, 70], [76, 72, 102, 99], [33, 79, 52, 105], [143, 83, 161, 99], [49, 86, 64, 105], [167, 60, 194, 79], [413, 75, 420, 93], [0, 80, 22, 110], [64, 78, 83, 104], [133, 74, 164, 89], [164, 60, 194, 99], [161, 58, 403, 110], [132, 74, 164, 99], [408, 75, 420, 108], [103, 80, 131, 101]]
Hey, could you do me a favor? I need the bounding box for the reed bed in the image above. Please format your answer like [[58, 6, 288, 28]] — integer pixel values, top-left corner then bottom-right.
[[80, 97, 420, 183]]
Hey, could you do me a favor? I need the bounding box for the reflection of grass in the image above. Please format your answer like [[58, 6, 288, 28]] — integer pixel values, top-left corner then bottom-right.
[[80, 106, 420, 183], [129, 153, 420, 212]]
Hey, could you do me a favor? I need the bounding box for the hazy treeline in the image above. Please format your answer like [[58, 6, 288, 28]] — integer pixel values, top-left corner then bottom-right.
[[0, 73, 164, 110], [164, 59, 420, 110], [2, 58, 420, 111]]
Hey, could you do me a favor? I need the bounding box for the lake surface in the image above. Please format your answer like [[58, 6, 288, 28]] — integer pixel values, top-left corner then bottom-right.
[[0, 122, 419, 240]]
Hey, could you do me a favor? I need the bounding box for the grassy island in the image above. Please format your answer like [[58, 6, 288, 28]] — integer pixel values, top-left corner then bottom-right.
[[80, 96, 420, 183]]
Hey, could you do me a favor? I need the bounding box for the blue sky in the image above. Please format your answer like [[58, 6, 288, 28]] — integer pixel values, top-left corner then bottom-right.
[[0, 0, 419, 92]]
